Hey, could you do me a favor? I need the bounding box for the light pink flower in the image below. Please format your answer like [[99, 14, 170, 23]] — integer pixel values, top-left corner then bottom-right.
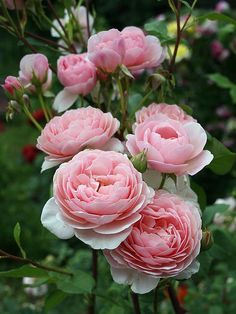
[[121, 26, 166, 72], [104, 189, 202, 294], [88, 29, 125, 73], [41, 150, 154, 249], [37, 106, 121, 171], [215, 1, 230, 12], [4, 0, 24, 10], [19, 54, 52, 91], [210, 40, 229, 62], [126, 114, 213, 176], [2, 76, 23, 96], [135, 103, 195, 125], [53, 54, 97, 112]]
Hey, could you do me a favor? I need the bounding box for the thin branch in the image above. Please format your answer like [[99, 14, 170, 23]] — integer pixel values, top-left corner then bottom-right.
[[25, 31, 68, 50], [0, 249, 73, 277], [167, 284, 186, 314], [85, 0, 91, 38], [88, 249, 98, 314]]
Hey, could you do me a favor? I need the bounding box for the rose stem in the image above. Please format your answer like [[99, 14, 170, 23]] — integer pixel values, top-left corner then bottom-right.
[[85, 0, 91, 38], [0, 248, 73, 276], [167, 284, 186, 314], [153, 287, 158, 314], [88, 249, 98, 314], [130, 291, 141, 314]]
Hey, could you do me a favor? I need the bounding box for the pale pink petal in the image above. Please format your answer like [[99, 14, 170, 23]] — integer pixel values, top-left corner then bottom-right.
[[101, 138, 124, 153], [53, 89, 78, 112], [185, 150, 214, 176]]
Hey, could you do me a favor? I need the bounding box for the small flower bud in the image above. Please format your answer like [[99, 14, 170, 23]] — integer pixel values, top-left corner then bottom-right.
[[2, 76, 24, 99], [130, 150, 147, 173], [201, 230, 214, 251]]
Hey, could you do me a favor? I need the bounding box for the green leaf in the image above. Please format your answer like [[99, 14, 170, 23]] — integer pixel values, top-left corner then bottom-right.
[[13, 222, 26, 258], [50, 269, 95, 294], [213, 229, 234, 253], [209, 306, 223, 314], [202, 204, 228, 227], [180, 104, 193, 115], [229, 87, 236, 103], [180, 1, 192, 10], [198, 12, 236, 26], [190, 181, 206, 210], [144, 20, 172, 43], [206, 137, 236, 175], [0, 265, 49, 278], [44, 290, 67, 311], [208, 73, 234, 89]]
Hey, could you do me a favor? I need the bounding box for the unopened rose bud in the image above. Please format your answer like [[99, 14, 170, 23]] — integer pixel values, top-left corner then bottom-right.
[[201, 230, 214, 251], [130, 150, 147, 173], [2, 76, 24, 99], [19, 54, 52, 92]]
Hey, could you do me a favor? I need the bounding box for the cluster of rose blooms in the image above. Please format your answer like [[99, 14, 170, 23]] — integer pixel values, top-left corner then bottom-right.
[[2, 14, 214, 294]]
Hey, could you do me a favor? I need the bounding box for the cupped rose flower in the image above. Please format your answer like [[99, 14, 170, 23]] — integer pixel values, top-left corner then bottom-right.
[[41, 150, 154, 249], [2, 76, 23, 97], [126, 114, 213, 176], [37, 106, 122, 171], [104, 188, 202, 294], [53, 54, 97, 112], [135, 103, 195, 125], [88, 29, 125, 73], [19, 54, 52, 92], [4, 0, 24, 10], [121, 26, 166, 72]]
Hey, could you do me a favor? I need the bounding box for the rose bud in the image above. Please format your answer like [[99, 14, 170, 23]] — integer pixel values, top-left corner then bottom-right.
[[2, 76, 24, 99], [19, 54, 52, 92], [130, 150, 147, 173], [201, 230, 214, 251]]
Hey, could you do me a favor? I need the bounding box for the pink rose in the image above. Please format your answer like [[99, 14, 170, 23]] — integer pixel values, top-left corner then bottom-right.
[[19, 54, 52, 91], [88, 29, 125, 73], [210, 40, 229, 62], [4, 0, 24, 10], [215, 1, 230, 12], [104, 189, 202, 294], [41, 150, 154, 249], [37, 106, 121, 171], [2, 76, 23, 96], [135, 103, 195, 125], [126, 114, 213, 175], [121, 26, 166, 72], [53, 54, 97, 112]]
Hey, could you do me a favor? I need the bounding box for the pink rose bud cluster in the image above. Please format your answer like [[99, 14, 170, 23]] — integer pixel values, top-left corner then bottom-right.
[[19, 54, 52, 91], [36, 106, 122, 171], [53, 26, 166, 112], [126, 103, 213, 176]]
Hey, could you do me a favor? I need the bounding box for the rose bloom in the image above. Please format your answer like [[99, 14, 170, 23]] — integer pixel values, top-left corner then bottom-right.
[[104, 189, 202, 294], [2, 76, 23, 96], [135, 103, 195, 125], [19, 54, 52, 91], [53, 54, 97, 112], [126, 113, 213, 176], [121, 26, 166, 72], [37, 106, 121, 171], [41, 150, 154, 249], [88, 29, 125, 73], [4, 0, 24, 10]]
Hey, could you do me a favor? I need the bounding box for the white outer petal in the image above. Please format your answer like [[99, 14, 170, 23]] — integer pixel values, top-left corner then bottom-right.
[[41, 197, 74, 239], [41, 157, 69, 172], [101, 138, 125, 153], [53, 89, 78, 112], [74, 227, 132, 250], [110, 267, 159, 294]]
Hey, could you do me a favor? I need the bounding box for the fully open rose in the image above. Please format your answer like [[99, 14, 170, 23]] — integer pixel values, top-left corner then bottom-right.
[[41, 150, 154, 249], [37, 107, 121, 171], [126, 113, 213, 175], [104, 186, 202, 294]]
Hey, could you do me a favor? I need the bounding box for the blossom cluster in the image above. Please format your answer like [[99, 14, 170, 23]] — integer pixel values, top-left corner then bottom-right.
[[2, 10, 214, 294]]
